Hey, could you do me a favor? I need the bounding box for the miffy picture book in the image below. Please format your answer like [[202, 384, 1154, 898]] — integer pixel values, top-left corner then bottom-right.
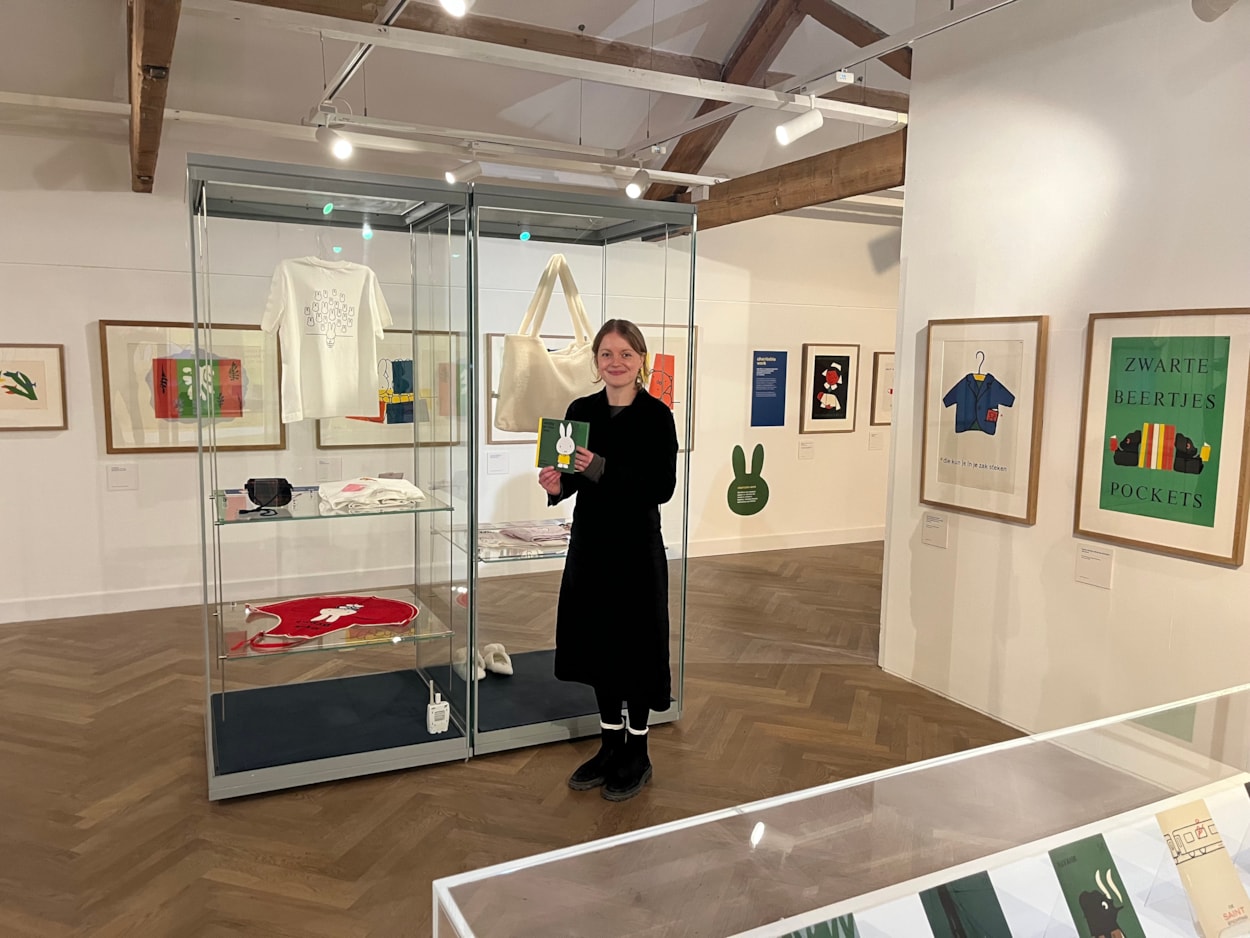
[[535, 418, 590, 472]]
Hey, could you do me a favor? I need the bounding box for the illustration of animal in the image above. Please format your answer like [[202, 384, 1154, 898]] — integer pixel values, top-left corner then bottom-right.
[[555, 422, 576, 469]]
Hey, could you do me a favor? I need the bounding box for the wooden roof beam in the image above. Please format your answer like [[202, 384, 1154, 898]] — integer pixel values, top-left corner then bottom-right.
[[696, 128, 905, 229], [645, 0, 806, 201], [799, 0, 912, 79], [128, 0, 182, 193]]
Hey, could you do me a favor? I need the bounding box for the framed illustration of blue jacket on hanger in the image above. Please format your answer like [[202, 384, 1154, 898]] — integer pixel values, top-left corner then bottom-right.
[[920, 316, 1049, 525]]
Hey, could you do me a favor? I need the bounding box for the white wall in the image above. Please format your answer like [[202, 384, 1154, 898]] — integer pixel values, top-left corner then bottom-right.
[[882, 0, 1250, 732], [0, 122, 899, 623]]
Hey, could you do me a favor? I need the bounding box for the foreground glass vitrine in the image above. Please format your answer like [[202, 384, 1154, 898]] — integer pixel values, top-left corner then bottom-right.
[[435, 682, 1250, 937]]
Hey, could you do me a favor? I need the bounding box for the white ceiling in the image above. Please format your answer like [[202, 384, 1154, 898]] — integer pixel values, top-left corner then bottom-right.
[[0, 0, 917, 185]]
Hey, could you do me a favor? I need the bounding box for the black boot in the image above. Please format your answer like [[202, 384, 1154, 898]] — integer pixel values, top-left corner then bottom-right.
[[568, 723, 625, 791], [602, 728, 652, 802]]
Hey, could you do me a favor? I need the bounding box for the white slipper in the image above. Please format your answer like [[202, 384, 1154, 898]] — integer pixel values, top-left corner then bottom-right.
[[452, 647, 485, 681], [481, 643, 514, 676]]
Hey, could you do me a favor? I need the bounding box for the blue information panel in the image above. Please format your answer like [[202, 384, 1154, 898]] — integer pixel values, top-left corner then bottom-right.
[[750, 350, 787, 427]]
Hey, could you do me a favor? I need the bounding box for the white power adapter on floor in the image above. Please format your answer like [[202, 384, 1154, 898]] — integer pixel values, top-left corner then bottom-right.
[[427, 681, 450, 735]]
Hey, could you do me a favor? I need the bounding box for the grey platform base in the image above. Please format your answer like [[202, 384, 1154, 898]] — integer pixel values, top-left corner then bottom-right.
[[206, 669, 469, 800]]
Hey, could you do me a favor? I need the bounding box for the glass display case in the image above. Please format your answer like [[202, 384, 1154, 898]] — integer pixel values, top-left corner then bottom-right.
[[186, 156, 696, 797], [188, 155, 472, 799], [448, 187, 697, 756], [434, 681, 1250, 937]]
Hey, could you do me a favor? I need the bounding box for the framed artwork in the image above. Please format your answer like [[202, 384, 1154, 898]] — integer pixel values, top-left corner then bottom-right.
[[1074, 308, 1250, 565], [800, 343, 860, 434], [639, 322, 698, 453], [316, 330, 462, 449], [920, 316, 1048, 524], [99, 320, 284, 454], [0, 344, 67, 431], [484, 325, 699, 450], [870, 351, 895, 426]]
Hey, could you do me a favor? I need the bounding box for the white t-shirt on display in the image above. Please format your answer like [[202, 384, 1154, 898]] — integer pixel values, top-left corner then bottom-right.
[[261, 257, 394, 423]]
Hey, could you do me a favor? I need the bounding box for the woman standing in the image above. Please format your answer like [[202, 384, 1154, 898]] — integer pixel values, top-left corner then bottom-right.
[[538, 319, 678, 802]]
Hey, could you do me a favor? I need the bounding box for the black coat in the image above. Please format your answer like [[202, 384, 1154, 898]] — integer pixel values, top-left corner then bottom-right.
[[550, 388, 678, 710]]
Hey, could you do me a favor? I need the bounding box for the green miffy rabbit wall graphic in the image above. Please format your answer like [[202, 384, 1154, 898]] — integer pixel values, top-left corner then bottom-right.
[[727, 443, 769, 516]]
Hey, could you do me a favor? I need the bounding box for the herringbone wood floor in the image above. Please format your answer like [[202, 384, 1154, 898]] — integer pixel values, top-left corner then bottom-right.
[[0, 543, 1022, 936]]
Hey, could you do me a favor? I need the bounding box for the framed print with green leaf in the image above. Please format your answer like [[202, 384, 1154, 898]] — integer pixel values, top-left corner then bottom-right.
[[0, 344, 67, 431], [920, 316, 1048, 524], [1074, 308, 1250, 566], [316, 330, 462, 449], [99, 320, 284, 454]]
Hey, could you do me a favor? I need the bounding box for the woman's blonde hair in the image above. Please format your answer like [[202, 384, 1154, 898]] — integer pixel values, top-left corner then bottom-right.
[[592, 319, 649, 389]]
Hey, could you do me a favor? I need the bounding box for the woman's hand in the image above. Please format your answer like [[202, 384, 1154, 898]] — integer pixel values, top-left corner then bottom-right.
[[538, 466, 563, 496], [573, 446, 595, 473]]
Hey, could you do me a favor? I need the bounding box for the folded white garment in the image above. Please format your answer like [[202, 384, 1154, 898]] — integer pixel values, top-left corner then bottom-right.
[[500, 525, 569, 544], [319, 477, 427, 514]]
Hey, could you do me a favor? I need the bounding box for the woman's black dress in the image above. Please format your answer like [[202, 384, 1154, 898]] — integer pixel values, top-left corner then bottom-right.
[[549, 388, 678, 711]]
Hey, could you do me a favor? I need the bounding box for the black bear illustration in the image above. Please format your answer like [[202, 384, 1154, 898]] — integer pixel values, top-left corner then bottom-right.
[[1112, 429, 1141, 467], [1173, 433, 1204, 474], [1078, 889, 1124, 938]]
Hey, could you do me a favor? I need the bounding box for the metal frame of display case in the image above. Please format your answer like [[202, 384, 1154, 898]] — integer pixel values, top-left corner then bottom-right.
[[464, 186, 697, 756], [185, 155, 697, 796], [187, 155, 473, 799]]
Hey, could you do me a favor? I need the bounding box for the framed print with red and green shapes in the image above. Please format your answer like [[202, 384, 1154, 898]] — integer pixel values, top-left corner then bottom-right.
[[1074, 308, 1250, 566]]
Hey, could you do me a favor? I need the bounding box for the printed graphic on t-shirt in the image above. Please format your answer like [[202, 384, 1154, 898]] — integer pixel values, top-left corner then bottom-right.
[[304, 288, 357, 348]]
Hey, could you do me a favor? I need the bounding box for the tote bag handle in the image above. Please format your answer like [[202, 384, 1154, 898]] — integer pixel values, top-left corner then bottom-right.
[[516, 254, 594, 345]]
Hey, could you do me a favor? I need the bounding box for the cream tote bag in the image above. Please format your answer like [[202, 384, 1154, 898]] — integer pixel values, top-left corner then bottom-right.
[[494, 254, 599, 432]]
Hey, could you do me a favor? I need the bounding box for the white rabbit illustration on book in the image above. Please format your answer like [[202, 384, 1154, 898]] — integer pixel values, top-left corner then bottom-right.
[[555, 422, 576, 468]]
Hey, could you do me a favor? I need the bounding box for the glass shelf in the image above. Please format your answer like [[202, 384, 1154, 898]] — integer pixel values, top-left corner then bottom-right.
[[214, 486, 452, 525], [444, 519, 573, 563], [218, 588, 454, 660]]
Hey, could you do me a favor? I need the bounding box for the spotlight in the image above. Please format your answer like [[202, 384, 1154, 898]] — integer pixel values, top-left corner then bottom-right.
[[315, 126, 353, 159], [444, 161, 482, 184], [775, 107, 823, 146], [322, 202, 334, 215], [439, 0, 473, 17], [362, 223, 374, 240], [332, 246, 343, 254], [625, 168, 650, 199], [519, 231, 531, 241]]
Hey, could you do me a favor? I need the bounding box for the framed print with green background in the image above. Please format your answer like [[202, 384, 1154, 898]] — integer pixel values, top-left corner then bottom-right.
[[800, 343, 859, 434], [317, 330, 461, 449], [99, 320, 284, 454], [1074, 308, 1250, 566], [870, 350, 894, 426], [1, 344, 67, 431], [921, 316, 1048, 524]]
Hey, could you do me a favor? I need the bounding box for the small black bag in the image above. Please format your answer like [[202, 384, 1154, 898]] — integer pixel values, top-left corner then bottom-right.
[[245, 477, 293, 510]]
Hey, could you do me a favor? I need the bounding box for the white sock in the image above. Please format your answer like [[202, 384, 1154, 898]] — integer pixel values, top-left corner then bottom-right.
[[601, 720, 625, 731], [627, 724, 648, 736]]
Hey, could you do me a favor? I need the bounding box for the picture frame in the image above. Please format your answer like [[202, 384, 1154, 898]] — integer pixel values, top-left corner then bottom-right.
[[484, 324, 699, 450], [639, 321, 698, 453], [920, 316, 1048, 524], [870, 351, 895, 427], [0, 344, 67, 431], [799, 343, 860, 434], [1074, 308, 1250, 566], [99, 320, 285, 454], [316, 330, 463, 449]]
